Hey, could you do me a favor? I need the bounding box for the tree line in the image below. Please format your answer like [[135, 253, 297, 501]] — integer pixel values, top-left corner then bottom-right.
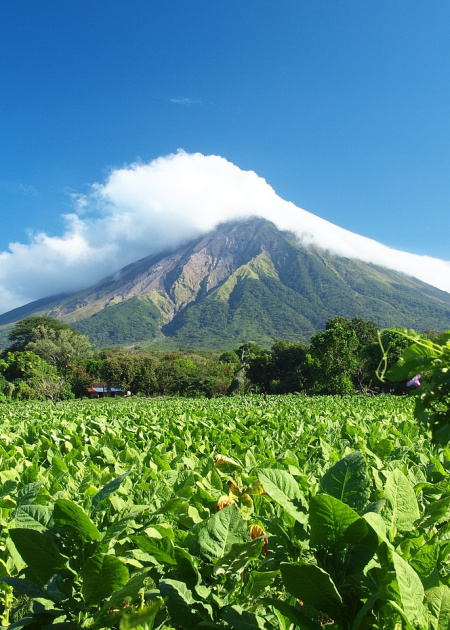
[[0, 315, 439, 402]]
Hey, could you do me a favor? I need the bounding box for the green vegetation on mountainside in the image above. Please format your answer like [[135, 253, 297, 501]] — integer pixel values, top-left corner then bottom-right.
[[164, 275, 316, 348], [73, 296, 164, 346]]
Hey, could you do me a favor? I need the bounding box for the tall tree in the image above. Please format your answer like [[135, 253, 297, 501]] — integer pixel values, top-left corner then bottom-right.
[[7, 316, 70, 351], [310, 322, 359, 395], [270, 339, 309, 393], [0, 351, 63, 401], [7, 317, 93, 377], [27, 327, 94, 374], [324, 317, 380, 390]]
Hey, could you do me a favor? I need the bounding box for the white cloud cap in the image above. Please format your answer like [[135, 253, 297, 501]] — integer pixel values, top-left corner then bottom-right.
[[1, 150, 449, 314]]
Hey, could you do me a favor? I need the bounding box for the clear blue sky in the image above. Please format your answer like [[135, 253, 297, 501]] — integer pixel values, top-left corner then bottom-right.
[[1, 0, 449, 261]]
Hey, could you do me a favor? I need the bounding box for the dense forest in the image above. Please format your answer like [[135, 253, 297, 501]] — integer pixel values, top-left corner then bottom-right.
[[0, 315, 438, 402]]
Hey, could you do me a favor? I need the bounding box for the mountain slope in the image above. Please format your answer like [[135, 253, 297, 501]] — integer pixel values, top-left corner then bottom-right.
[[0, 217, 449, 349]]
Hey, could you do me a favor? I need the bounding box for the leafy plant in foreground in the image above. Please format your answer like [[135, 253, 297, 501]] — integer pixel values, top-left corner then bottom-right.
[[0, 477, 163, 629], [0, 395, 447, 628], [380, 330, 450, 444], [270, 452, 450, 629]]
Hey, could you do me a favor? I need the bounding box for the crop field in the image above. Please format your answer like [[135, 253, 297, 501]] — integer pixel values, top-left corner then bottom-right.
[[0, 394, 449, 629]]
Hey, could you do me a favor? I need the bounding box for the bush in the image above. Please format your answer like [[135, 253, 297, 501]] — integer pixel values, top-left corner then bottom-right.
[[382, 330, 450, 443]]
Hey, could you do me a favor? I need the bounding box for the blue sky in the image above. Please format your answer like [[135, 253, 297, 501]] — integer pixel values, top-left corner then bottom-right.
[[1, 1, 449, 313]]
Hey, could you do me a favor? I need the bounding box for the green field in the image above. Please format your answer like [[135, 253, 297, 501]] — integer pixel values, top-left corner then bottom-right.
[[0, 395, 449, 629]]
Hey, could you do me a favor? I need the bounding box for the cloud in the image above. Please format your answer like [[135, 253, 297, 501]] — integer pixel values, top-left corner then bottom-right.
[[0, 181, 38, 197], [168, 97, 201, 105], [0, 150, 449, 315]]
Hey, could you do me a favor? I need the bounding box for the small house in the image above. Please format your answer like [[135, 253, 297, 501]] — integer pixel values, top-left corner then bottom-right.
[[86, 382, 123, 398]]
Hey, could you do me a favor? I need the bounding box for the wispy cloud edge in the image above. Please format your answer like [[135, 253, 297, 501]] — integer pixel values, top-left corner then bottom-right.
[[168, 96, 201, 105]]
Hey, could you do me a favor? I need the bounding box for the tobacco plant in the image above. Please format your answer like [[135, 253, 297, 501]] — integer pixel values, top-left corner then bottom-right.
[[0, 395, 448, 628]]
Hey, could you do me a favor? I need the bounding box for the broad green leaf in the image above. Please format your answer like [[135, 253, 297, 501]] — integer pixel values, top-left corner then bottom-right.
[[426, 586, 450, 630], [410, 539, 440, 579], [9, 528, 67, 585], [198, 504, 250, 562], [384, 469, 420, 536], [372, 438, 394, 460], [16, 482, 44, 508], [99, 568, 152, 612], [81, 554, 129, 605], [362, 499, 386, 515], [258, 468, 301, 500], [0, 577, 56, 601], [7, 612, 58, 629], [91, 472, 130, 511], [155, 496, 187, 515], [391, 549, 425, 626], [102, 445, 115, 463], [436, 521, 450, 543], [244, 450, 258, 472], [263, 598, 322, 630], [419, 495, 450, 529], [344, 521, 379, 576], [309, 494, 364, 548], [320, 451, 370, 512], [6, 536, 27, 573], [159, 579, 205, 629], [363, 511, 390, 544], [258, 468, 307, 525], [193, 584, 216, 618], [14, 505, 53, 531], [119, 598, 163, 629], [214, 537, 264, 575], [351, 592, 415, 630], [101, 507, 149, 547], [0, 497, 16, 510], [174, 546, 200, 588], [132, 535, 177, 566], [51, 455, 68, 478], [223, 605, 270, 629], [53, 499, 101, 543], [387, 341, 436, 381], [281, 562, 343, 618], [44, 573, 66, 604], [244, 572, 280, 601]]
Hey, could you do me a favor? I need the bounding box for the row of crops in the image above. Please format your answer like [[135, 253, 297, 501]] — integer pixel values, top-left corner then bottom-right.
[[0, 394, 449, 629]]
